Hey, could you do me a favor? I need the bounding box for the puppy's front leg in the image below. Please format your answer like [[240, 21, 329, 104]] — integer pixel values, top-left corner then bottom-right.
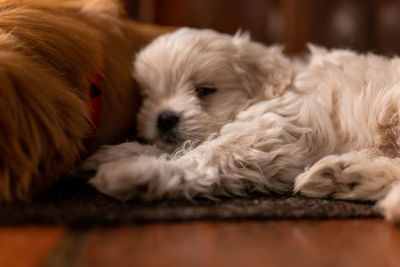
[[90, 116, 317, 200], [81, 142, 164, 172], [89, 155, 187, 200]]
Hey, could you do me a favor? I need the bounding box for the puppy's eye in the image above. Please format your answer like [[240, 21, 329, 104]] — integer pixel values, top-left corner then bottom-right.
[[195, 87, 217, 98]]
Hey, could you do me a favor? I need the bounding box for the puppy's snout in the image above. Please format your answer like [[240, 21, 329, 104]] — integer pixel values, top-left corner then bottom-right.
[[157, 110, 180, 132]]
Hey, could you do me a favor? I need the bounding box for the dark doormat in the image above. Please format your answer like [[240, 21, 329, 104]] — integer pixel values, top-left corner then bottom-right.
[[0, 177, 380, 226]]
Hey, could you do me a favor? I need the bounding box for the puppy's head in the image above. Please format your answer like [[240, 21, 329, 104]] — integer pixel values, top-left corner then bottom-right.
[[133, 28, 292, 151]]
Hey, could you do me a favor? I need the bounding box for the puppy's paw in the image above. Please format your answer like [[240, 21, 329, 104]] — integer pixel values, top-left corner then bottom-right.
[[294, 154, 392, 200], [89, 156, 185, 201], [378, 183, 400, 223], [80, 142, 163, 172]]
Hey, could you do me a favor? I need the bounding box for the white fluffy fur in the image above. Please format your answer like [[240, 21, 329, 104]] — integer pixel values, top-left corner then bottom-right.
[[82, 28, 400, 223]]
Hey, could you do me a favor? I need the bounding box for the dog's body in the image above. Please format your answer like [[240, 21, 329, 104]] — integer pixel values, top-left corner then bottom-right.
[[84, 28, 400, 223], [0, 0, 172, 202]]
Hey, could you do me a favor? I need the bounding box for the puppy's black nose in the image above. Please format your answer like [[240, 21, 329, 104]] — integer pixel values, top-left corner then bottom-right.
[[157, 110, 180, 132]]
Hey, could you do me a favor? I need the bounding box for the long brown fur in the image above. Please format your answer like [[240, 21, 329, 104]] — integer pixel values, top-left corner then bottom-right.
[[0, 0, 173, 202]]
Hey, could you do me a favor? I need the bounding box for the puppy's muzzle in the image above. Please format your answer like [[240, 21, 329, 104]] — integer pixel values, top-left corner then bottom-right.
[[157, 110, 180, 133]]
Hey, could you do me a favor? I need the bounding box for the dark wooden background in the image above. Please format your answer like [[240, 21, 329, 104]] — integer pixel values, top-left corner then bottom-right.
[[123, 0, 400, 56]]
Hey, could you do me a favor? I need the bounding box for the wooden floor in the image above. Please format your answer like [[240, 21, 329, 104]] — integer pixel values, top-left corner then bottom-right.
[[1, 219, 399, 267]]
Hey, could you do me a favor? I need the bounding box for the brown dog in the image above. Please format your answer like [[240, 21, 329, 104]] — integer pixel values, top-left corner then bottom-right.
[[0, 0, 172, 202]]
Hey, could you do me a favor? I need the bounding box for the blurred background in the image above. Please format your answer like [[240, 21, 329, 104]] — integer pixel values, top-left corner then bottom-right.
[[122, 0, 400, 56]]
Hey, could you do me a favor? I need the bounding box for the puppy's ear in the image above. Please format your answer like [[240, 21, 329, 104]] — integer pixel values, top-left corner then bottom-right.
[[233, 32, 292, 99]]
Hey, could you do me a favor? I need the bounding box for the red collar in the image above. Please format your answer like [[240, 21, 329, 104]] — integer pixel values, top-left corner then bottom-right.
[[83, 40, 104, 153], [83, 72, 103, 154], [89, 73, 103, 131]]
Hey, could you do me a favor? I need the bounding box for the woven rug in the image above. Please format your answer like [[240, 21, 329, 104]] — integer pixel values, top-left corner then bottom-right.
[[0, 176, 380, 226]]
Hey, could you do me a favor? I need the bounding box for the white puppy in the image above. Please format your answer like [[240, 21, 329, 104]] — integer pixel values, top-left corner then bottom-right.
[[82, 28, 400, 223]]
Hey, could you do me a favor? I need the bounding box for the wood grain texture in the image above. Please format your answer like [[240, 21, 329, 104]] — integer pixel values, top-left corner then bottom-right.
[[0, 226, 66, 267], [372, 0, 400, 55], [126, 0, 400, 55], [140, 0, 281, 44], [75, 219, 400, 267]]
